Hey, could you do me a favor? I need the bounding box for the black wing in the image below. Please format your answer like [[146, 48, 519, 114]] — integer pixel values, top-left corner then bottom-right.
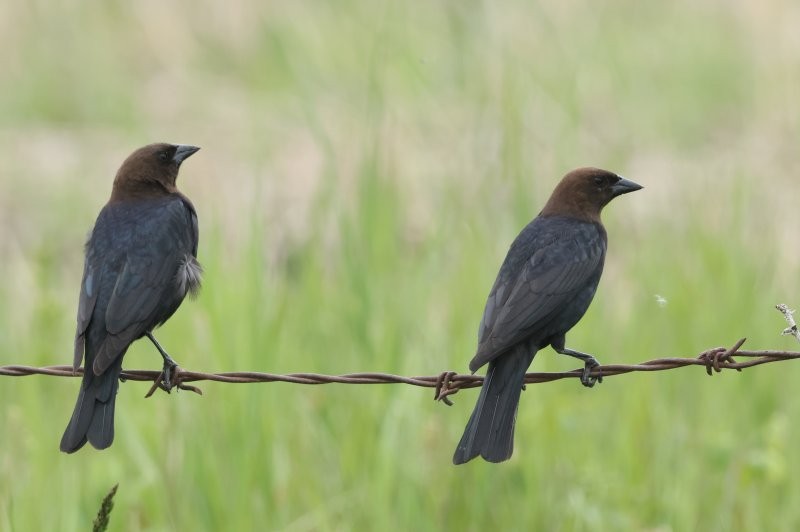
[[73, 233, 101, 370], [470, 218, 605, 371]]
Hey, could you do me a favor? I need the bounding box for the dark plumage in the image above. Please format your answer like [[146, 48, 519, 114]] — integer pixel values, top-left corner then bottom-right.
[[60, 143, 202, 453], [453, 167, 641, 465]]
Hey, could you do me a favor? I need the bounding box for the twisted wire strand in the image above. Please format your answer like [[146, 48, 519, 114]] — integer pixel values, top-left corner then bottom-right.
[[3, 338, 800, 405]]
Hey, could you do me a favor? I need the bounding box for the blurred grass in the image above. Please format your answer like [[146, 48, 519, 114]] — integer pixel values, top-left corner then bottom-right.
[[2, 0, 800, 530]]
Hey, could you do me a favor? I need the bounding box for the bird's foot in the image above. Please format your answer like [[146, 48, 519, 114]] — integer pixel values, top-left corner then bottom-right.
[[144, 362, 203, 398], [145, 331, 180, 390], [144, 359, 179, 398], [554, 345, 603, 387], [580, 357, 603, 388], [159, 357, 179, 391]]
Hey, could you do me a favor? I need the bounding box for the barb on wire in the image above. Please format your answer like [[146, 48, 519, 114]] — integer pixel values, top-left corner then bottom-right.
[[2, 305, 800, 405]]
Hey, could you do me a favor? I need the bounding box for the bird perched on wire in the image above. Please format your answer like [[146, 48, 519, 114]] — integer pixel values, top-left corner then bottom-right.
[[453, 167, 641, 464], [60, 143, 203, 453]]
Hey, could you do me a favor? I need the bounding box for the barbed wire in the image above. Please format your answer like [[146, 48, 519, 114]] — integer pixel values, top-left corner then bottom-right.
[[3, 305, 800, 405]]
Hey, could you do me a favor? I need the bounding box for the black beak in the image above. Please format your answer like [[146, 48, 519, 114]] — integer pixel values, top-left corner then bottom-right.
[[173, 145, 200, 165], [611, 176, 643, 197]]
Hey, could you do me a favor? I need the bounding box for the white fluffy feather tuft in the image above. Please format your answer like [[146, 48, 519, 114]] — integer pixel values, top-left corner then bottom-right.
[[177, 254, 203, 298]]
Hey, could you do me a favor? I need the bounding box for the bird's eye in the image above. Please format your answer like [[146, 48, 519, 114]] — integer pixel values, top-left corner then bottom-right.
[[159, 151, 170, 162], [593, 176, 604, 186]]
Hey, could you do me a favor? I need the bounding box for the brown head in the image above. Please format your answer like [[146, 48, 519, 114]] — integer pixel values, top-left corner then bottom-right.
[[110, 143, 200, 202], [539, 167, 642, 223]]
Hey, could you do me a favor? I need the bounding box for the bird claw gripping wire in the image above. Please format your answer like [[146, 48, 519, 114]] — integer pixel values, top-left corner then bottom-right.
[[160, 358, 179, 390], [580, 357, 603, 388], [144, 366, 203, 398], [697, 338, 746, 376]]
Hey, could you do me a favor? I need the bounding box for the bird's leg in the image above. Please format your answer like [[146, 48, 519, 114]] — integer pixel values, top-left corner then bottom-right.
[[554, 346, 603, 388], [146, 332, 179, 391]]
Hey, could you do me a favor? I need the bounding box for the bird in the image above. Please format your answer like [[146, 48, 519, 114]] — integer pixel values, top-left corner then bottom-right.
[[452, 167, 641, 465], [60, 143, 203, 453]]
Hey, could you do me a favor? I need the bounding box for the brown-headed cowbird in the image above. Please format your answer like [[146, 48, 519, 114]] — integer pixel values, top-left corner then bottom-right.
[[60, 143, 202, 453], [453, 168, 641, 465]]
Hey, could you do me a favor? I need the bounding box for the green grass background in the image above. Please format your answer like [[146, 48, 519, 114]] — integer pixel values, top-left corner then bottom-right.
[[2, 0, 800, 530]]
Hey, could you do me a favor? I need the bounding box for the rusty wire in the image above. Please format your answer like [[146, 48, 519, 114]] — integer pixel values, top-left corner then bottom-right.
[[3, 337, 800, 405]]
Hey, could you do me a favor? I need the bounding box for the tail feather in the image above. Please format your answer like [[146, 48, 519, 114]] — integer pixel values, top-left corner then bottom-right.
[[453, 344, 536, 464], [60, 360, 122, 453]]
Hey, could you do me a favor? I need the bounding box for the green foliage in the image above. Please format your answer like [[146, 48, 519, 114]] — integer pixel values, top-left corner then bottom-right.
[[1, 0, 799, 530], [93, 484, 118, 532]]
